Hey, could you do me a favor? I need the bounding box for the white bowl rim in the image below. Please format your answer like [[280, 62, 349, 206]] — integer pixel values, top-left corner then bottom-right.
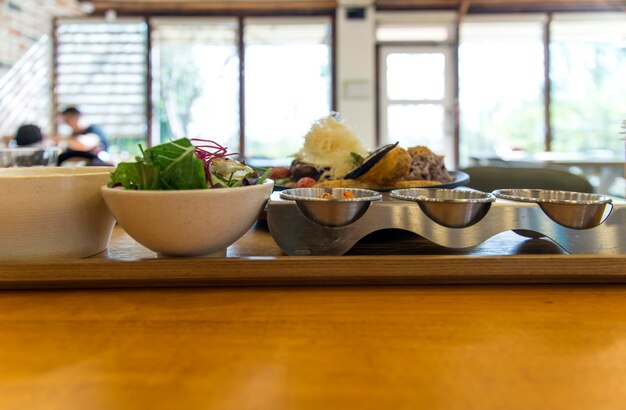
[[101, 178, 274, 194]]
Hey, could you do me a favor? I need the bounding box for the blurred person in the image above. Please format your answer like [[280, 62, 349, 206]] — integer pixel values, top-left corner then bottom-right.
[[57, 107, 111, 166], [15, 124, 44, 147], [7, 124, 58, 167]]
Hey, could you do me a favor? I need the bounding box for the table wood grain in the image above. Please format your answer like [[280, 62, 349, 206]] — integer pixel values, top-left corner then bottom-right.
[[1, 284, 626, 409]]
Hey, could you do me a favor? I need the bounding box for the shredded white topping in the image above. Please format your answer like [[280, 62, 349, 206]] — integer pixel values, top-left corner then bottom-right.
[[296, 114, 367, 180]]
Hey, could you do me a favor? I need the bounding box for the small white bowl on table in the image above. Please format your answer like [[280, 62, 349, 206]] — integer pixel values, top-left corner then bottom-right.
[[101, 180, 274, 257], [0, 167, 115, 260]]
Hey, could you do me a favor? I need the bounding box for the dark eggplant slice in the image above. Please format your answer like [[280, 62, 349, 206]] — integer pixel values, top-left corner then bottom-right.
[[290, 160, 322, 181], [343, 142, 399, 180]]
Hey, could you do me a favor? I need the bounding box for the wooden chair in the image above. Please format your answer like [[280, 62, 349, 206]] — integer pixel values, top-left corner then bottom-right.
[[461, 166, 594, 193]]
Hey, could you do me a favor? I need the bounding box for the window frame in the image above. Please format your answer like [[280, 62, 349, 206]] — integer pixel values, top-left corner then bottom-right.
[[375, 11, 625, 168], [458, 14, 548, 162], [53, 11, 336, 159], [53, 17, 149, 160]]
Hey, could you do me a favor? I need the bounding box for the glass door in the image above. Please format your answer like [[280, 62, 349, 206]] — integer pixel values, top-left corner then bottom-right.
[[379, 45, 455, 164]]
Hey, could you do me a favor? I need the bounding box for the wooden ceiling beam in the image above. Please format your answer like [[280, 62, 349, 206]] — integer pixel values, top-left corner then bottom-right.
[[82, 0, 625, 14], [458, 0, 470, 23], [376, 0, 625, 12], [85, 1, 337, 16], [468, 0, 625, 13]]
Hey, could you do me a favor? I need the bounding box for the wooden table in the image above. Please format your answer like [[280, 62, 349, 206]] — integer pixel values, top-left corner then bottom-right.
[[3, 284, 626, 409], [2, 227, 626, 409]]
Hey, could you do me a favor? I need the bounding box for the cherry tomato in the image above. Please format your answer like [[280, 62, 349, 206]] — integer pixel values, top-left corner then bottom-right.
[[296, 177, 316, 188], [270, 166, 290, 180]]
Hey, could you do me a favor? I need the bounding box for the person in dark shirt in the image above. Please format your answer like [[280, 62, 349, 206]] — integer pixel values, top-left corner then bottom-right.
[[57, 107, 111, 166]]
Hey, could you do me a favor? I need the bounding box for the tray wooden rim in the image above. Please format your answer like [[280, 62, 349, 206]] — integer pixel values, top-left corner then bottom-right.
[[2, 253, 626, 289]]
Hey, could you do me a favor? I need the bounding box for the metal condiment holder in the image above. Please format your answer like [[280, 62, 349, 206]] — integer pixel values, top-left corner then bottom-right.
[[267, 192, 625, 256]]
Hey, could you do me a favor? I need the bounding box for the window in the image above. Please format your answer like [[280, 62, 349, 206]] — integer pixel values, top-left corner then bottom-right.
[[244, 18, 332, 162], [0, 36, 51, 139], [550, 15, 626, 154], [55, 19, 148, 162], [457, 13, 625, 169], [151, 19, 239, 150], [55, 16, 333, 163], [459, 19, 546, 165]]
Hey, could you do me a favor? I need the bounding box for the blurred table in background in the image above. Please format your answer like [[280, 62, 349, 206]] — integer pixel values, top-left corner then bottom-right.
[[470, 151, 624, 196]]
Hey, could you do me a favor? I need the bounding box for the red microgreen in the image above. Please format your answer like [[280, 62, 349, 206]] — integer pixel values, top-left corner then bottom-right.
[[191, 138, 239, 185]]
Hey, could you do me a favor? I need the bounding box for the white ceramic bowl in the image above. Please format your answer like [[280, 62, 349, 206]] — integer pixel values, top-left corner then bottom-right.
[[101, 180, 274, 256], [0, 167, 116, 260]]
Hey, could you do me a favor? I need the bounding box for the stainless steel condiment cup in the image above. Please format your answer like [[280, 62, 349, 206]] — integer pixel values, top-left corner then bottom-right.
[[280, 187, 382, 228], [493, 189, 612, 230], [390, 188, 495, 228]]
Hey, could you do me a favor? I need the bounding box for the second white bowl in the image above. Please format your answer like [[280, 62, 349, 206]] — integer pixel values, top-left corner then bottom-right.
[[101, 180, 274, 256], [0, 166, 115, 260]]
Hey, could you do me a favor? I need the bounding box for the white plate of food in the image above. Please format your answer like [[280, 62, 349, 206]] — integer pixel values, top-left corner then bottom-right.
[[270, 114, 464, 192]]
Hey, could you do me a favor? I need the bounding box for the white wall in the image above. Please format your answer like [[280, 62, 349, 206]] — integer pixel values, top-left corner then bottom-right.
[[336, 2, 377, 149]]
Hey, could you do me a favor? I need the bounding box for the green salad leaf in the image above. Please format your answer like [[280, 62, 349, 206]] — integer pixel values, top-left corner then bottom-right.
[[109, 138, 207, 190], [208, 158, 271, 188], [145, 138, 207, 190], [109, 161, 161, 190], [255, 166, 272, 185], [108, 138, 272, 190]]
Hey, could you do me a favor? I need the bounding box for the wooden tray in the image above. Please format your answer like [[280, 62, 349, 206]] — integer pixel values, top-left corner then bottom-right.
[[1, 224, 625, 289]]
